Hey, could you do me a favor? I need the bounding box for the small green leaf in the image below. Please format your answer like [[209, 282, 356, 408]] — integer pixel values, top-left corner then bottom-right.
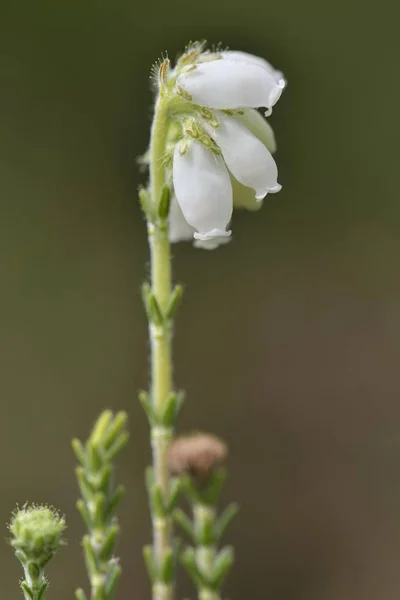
[[181, 547, 205, 588], [160, 548, 174, 583], [150, 484, 166, 517], [143, 545, 158, 582], [149, 294, 164, 326], [138, 187, 151, 215], [195, 511, 215, 546], [82, 535, 98, 575], [214, 503, 239, 540], [21, 582, 34, 600], [75, 588, 88, 600], [210, 546, 234, 588], [161, 391, 185, 427], [174, 508, 194, 540], [71, 439, 86, 465], [93, 492, 106, 528], [99, 525, 119, 561], [203, 467, 227, 505], [165, 285, 183, 320], [142, 283, 164, 326], [37, 580, 49, 600], [15, 549, 26, 565], [166, 478, 181, 512], [87, 442, 102, 473], [76, 499, 92, 530], [106, 431, 129, 461], [91, 411, 113, 446], [75, 467, 95, 502], [104, 485, 125, 521], [103, 412, 128, 450], [97, 464, 112, 491], [158, 185, 171, 219], [139, 390, 156, 425], [105, 559, 122, 597]]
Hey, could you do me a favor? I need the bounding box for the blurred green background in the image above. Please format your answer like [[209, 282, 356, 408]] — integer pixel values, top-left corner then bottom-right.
[[1, 0, 400, 598]]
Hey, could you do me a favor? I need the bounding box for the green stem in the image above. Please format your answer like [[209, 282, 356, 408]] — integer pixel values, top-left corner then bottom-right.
[[148, 94, 174, 600], [21, 567, 48, 600]]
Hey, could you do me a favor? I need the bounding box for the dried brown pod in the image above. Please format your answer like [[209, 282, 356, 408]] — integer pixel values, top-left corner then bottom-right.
[[167, 432, 227, 481]]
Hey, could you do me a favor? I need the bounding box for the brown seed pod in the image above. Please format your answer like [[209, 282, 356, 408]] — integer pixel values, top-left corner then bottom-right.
[[167, 432, 227, 481]]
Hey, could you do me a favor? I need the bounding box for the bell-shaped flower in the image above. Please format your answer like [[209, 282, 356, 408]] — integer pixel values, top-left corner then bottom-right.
[[177, 57, 285, 116], [205, 112, 281, 200], [172, 139, 233, 241]]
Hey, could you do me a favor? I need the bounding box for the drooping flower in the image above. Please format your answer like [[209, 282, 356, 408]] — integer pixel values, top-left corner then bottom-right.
[[172, 139, 233, 242], [176, 53, 285, 117], [156, 45, 286, 249], [204, 112, 281, 200]]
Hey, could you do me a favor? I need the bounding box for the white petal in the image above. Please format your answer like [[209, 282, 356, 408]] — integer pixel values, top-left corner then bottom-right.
[[169, 194, 196, 243], [206, 114, 281, 200], [177, 60, 284, 114], [215, 50, 285, 84], [172, 140, 233, 239], [237, 109, 277, 154]]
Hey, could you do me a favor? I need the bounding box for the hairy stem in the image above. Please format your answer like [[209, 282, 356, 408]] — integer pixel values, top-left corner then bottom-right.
[[148, 93, 174, 600]]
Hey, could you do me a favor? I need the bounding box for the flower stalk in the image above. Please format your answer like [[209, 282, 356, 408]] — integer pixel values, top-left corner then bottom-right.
[[140, 58, 184, 600]]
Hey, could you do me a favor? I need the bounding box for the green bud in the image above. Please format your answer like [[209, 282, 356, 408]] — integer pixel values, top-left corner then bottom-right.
[[9, 505, 66, 567]]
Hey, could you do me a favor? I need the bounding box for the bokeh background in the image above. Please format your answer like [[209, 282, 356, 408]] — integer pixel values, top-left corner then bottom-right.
[[1, 0, 400, 598]]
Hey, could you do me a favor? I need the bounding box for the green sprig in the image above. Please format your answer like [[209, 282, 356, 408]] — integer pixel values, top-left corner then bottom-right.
[[72, 410, 128, 600], [175, 469, 238, 600]]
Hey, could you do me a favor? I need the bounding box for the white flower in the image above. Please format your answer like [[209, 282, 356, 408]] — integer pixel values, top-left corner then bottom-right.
[[172, 140, 232, 241], [166, 46, 286, 249], [177, 53, 285, 116], [204, 112, 281, 200]]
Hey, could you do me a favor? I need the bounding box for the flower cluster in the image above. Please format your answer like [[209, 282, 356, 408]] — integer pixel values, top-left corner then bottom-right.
[[153, 43, 286, 249]]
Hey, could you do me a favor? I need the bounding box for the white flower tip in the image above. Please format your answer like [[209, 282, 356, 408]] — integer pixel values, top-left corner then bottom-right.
[[264, 79, 286, 116], [269, 183, 282, 193], [278, 77, 287, 90], [270, 84, 284, 107], [255, 183, 282, 200], [194, 228, 232, 241], [194, 238, 231, 250]]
